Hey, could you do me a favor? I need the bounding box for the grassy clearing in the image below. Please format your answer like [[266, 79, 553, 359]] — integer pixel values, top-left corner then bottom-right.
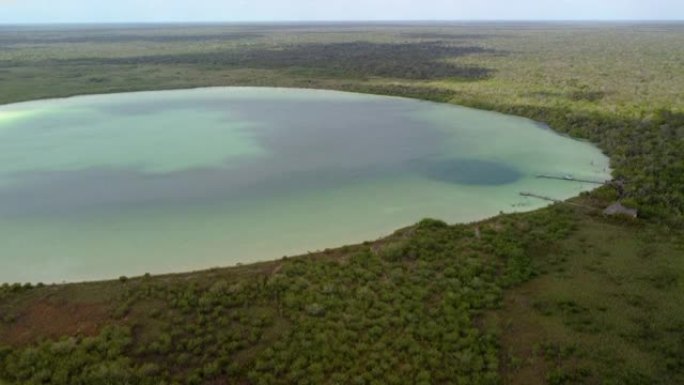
[[498, 215, 684, 384]]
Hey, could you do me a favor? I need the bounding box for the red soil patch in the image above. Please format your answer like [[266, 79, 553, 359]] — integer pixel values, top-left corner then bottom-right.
[[2, 300, 111, 346]]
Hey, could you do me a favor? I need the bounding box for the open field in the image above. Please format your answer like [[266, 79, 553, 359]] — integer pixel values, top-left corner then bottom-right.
[[0, 22, 682, 384], [497, 214, 684, 384]]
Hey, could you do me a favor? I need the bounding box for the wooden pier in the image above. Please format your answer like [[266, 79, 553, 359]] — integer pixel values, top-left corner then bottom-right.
[[519, 192, 562, 203], [520, 192, 590, 208], [536, 174, 608, 185]]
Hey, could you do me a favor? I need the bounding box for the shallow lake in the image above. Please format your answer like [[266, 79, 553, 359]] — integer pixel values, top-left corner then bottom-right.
[[0, 87, 610, 283]]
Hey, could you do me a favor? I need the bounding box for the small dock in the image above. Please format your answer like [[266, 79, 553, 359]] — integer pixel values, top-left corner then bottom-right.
[[520, 192, 562, 203], [520, 192, 589, 208], [536, 174, 608, 185]]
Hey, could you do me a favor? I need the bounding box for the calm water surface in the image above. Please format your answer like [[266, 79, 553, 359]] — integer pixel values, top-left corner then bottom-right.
[[0, 87, 610, 283]]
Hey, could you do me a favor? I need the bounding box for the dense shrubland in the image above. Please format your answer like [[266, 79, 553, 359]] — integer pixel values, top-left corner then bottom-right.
[[2, 42, 492, 80], [0, 208, 576, 385]]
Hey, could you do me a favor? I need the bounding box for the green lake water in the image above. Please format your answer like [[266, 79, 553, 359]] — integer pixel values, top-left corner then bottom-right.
[[0, 87, 610, 283]]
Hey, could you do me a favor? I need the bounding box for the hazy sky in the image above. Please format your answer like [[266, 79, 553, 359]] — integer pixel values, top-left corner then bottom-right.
[[0, 0, 682, 23]]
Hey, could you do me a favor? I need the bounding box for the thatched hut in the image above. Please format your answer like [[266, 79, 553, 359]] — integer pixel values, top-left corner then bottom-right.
[[603, 202, 638, 218]]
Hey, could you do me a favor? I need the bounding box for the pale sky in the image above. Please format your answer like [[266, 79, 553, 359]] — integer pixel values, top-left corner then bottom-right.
[[0, 0, 682, 23]]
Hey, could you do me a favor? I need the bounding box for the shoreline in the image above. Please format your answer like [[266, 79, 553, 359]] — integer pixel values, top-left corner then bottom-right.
[[0, 87, 612, 285]]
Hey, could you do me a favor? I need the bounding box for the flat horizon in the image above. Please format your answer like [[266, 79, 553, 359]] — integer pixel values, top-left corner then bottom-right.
[[1, 19, 683, 26]]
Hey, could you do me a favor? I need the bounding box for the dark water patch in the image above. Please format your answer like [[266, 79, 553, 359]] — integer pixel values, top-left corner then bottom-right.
[[0, 162, 405, 218], [95, 97, 446, 171], [413, 158, 522, 185], [0, 156, 435, 219]]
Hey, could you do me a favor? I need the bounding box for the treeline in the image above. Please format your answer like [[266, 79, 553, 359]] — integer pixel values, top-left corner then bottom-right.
[[0, 32, 261, 46], [14, 42, 493, 81], [337, 84, 459, 103], [400, 33, 493, 40]]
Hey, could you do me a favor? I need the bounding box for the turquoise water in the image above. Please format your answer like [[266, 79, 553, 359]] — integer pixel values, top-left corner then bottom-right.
[[0, 87, 610, 283]]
